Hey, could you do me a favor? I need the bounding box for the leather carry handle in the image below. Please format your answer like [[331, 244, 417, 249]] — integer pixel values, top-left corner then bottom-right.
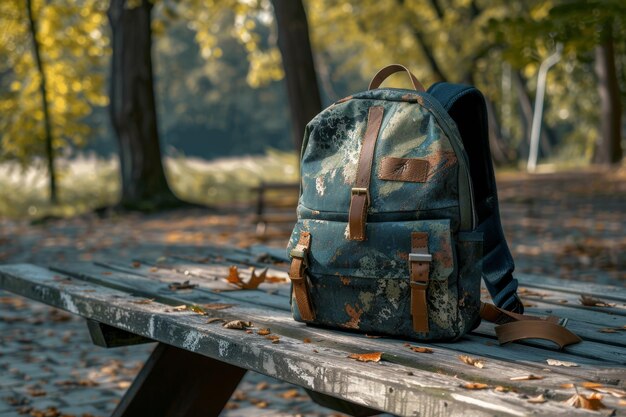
[[368, 64, 426, 92]]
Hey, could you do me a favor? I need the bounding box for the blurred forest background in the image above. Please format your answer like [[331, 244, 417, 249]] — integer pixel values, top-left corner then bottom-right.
[[1, 0, 625, 218]]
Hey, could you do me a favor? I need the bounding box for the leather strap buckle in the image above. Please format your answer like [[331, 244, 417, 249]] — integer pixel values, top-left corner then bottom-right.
[[409, 253, 432, 263], [351, 187, 370, 206]]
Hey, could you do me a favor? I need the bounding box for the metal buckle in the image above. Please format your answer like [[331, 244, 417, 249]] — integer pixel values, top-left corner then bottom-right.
[[289, 248, 308, 267], [409, 253, 433, 263], [351, 187, 370, 206]]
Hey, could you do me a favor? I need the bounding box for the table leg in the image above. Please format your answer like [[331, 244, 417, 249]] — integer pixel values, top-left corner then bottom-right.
[[112, 343, 246, 417]]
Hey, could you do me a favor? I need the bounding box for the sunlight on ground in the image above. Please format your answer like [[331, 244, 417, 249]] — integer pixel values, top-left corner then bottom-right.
[[0, 150, 299, 219]]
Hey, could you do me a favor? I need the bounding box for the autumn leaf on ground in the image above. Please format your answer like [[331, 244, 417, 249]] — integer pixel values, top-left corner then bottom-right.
[[579, 295, 615, 307], [202, 303, 234, 310], [510, 375, 543, 381], [463, 383, 488, 390], [458, 355, 485, 368], [187, 305, 207, 315], [256, 382, 269, 391], [223, 320, 252, 329], [303, 338, 312, 343], [265, 335, 280, 343], [170, 305, 187, 312], [348, 352, 383, 362], [527, 394, 547, 403], [409, 346, 434, 353], [131, 261, 141, 268], [168, 280, 197, 291], [590, 387, 626, 398], [257, 328, 271, 336], [280, 389, 300, 399], [582, 382, 604, 389], [560, 383, 575, 389], [206, 317, 224, 324], [546, 359, 579, 367], [494, 386, 511, 392], [564, 393, 606, 410], [227, 266, 267, 289]]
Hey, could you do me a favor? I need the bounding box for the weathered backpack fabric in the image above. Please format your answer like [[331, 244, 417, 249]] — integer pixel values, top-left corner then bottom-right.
[[287, 65, 580, 346]]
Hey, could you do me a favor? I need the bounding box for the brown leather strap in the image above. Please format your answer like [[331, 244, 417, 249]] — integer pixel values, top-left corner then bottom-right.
[[480, 302, 581, 348], [288, 232, 315, 321], [410, 232, 431, 333], [368, 64, 426, 92], [348, 106, 384, 241]]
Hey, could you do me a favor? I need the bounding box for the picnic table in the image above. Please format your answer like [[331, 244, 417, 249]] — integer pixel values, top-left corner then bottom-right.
[[0, 245, 624, 417]]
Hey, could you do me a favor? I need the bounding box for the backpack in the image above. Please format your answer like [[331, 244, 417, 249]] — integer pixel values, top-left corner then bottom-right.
[[287, 64, 580, 347]]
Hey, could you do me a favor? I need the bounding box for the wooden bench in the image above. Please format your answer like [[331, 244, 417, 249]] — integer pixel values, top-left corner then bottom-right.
[[0, 245, 625, 417], [250, 182, 299, 236]]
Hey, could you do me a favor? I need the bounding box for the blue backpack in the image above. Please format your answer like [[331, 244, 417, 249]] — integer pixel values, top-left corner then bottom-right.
[[286, 64, 580, 347]]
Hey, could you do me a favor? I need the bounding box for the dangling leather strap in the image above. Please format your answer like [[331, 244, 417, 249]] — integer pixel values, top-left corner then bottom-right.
[[289, 232, 315, 321], [409, 232, 432, 333], [348, 106, 384, 241], [480, 302, 581, 348]]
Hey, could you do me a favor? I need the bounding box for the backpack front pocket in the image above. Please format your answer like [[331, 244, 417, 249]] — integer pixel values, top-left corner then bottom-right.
[[286, 218, 462, 341]]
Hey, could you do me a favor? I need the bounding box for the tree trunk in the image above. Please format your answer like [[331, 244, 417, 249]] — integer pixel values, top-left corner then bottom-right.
[[108, 0, 180, 210], [593, 23, 623, 165], [272, 0, 322, 152], [26, 0, 56, 204]]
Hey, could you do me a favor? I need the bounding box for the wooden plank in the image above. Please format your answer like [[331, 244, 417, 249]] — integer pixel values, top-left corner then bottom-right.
[[44, 263, 626, 383], [518, 273, 626, 302], [0, 263, 611, 417], [112, 343, 246, 417]]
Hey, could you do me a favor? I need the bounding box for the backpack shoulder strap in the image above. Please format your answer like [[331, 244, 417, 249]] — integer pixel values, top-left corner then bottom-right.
[[427, 82, 523, 313]]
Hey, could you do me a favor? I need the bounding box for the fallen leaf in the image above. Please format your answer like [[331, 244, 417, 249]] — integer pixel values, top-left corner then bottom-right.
[[409, 346, 434, 353], [582, 382, 604, 389], [206, 317, 224, 324], [149, 267, 158, 272], [600, 328, 618, 333], [202, 303, 234, 310], [303, 338, 311, 343], [223, 320, 252, 329], [560, 383, 575, 389], [590, 387, 626, 398], [580, 295, 615, 307], [280, 389, 300, 399], [463, 383, 489, 390], [254, 400, 269, 409], [226, 266, 267, 289], [265, 335, 280, 343], [256, 382, 269, 391], [132, 298, 154, 305], [510, 375, 544, 381], [526, 394, 546, 404], [458, 355, 484, 368], [232, 391, 247, 401], [131, 261, 141, 268], [257, 328, 271, 336], [223, 402, 239, 410], [171, 305, 187, 312], [564, 393, 606, 410], [494, 386, 510, 392], [168, 280, 197, 291], [187, 305, 207, 315], [348, 352, 383, 362], [546, 359, 579, 367]]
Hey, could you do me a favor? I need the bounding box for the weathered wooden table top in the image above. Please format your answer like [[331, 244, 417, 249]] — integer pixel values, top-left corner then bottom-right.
[[0, 244, 624, 417]]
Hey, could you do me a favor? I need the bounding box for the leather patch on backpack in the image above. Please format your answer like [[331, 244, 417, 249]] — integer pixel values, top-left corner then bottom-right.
[[378, 157, 429, 183]]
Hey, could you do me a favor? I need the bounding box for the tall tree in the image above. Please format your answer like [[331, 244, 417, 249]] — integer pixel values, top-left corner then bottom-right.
[[26, 0, 56, 203], [594, 22, 622, 164], [272, 0, 322, 151], [108, 0, 180, 210]]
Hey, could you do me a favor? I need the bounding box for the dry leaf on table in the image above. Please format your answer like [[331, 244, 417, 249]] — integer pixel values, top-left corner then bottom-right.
[[579, 295, 615, 307], [223, 320, 252, 329], [168, 280, 197, 291], [348, 352, 383, 363], [257, 328, 271, 336], [527, 394, 547, 404], [265, 335, 280, 343], [458, 355, 485, 368], [582, 382, 604, 389], [564, 393, 607, 410], [546, 359, 579, 367], [510, 375, 543, 381], [227, 266, 268, 290], [463, 383, 489, 390], [409, 346, 434, 354], [280, 389, 300, 399]]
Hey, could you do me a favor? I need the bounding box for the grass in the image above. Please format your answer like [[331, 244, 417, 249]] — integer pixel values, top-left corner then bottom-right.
[[0, 149, 299, 220]]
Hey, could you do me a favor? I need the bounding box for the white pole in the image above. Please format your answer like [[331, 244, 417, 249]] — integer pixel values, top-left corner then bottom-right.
[[527, 44, 562, 172]]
